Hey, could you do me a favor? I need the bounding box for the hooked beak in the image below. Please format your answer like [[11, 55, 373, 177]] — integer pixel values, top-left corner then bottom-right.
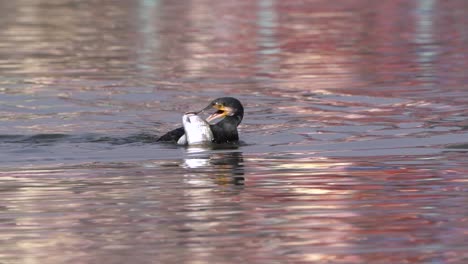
[[193, 103, 231, 123]]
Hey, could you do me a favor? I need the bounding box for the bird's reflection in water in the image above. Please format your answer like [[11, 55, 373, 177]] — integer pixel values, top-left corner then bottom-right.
[[183, 145, 245, 186]]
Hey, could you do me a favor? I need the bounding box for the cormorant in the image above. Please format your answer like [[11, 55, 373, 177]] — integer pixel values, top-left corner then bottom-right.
[[157, 97, 244, 144]]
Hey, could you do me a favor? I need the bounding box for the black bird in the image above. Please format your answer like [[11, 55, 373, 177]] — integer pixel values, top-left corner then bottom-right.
[[157, 97, 244, 144]]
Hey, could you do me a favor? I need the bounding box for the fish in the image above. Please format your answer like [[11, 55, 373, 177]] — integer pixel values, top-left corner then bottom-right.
[[177, 113, 213, 145]]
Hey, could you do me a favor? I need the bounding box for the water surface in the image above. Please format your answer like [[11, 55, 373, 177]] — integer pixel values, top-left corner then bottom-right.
[[1, 0, 467, 263]]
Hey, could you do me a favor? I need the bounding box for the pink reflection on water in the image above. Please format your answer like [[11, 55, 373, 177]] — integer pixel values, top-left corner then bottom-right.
[[0, 0, 467, 263]]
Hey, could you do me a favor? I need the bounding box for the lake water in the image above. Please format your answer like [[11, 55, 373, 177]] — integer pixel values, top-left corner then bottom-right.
[[1, 0, 467, 263]]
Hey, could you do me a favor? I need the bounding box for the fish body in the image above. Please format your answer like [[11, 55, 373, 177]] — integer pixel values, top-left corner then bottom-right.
[[178, 113, 213, 145]]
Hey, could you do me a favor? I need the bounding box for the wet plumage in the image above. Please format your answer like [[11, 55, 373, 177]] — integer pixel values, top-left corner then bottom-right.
[[157, 97, 244, 144]]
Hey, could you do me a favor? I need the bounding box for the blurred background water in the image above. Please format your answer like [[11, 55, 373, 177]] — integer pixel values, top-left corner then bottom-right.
[[1, 0, 467, 263]]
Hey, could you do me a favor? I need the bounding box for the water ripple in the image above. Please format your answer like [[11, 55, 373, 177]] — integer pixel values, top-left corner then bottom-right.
[[1, 0, 467, 263]]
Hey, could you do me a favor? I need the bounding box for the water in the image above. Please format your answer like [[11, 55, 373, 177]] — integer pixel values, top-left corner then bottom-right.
[[1, 0, 467, 263]]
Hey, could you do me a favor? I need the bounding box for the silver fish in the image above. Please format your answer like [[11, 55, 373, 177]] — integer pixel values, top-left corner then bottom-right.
[[178, 113, 213, 145]]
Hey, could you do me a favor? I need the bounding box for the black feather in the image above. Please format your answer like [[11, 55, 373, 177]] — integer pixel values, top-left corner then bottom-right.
[[156, 127, 184, 143]]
